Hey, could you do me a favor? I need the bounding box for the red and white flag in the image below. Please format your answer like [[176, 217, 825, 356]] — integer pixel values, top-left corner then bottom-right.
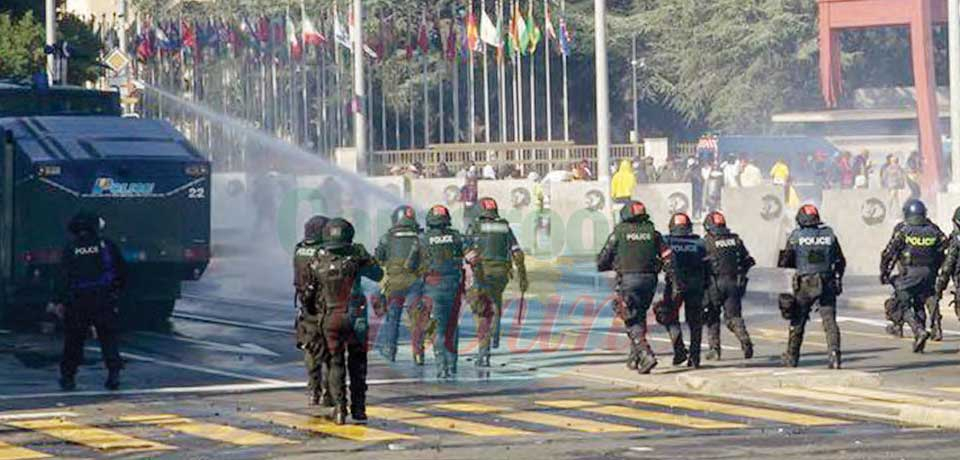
[[301, 8, 325, 46]]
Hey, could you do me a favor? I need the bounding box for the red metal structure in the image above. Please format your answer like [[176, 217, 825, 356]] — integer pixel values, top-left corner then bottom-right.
[[819, 0, 946, 192]]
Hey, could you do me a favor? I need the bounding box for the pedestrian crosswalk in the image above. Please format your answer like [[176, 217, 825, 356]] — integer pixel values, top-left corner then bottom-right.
[[0, 392, 872, 458]]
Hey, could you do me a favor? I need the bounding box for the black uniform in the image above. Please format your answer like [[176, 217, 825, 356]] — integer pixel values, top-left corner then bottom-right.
[[303, 219, 383, 425], [881, 214, 946, 352], [703, 216, 755, 361], [934, 206, 960, 339], [777, 205, 846, 369], [293, 216, 329, 406], [56, 213, 127, 391], [598, 201, 671, 374], [657, 216, 707, 368]]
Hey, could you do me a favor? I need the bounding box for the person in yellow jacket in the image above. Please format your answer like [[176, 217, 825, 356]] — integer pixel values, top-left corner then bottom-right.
[[611, 159, 637, 204], [770, 159, 790, 186]]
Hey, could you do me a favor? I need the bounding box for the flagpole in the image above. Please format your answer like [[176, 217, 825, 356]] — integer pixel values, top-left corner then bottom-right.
[[561, 0, 569, 142], [528, 1, 536, 145], [334, 10, 343, 147], [381, 72, 388, 150], [367, 56, 374, 152], [481, 0, 491, 146], [544, 0, 552, 144], [498, 0, 507, 144], [439, 58, 445, 144], [423, 53, 429, 146], [352, 0, 366, 169], [319, 46, 327, 155], [468, 0, 476, 143], [453, 39, 460, 143], [409, 85, 415, 148]]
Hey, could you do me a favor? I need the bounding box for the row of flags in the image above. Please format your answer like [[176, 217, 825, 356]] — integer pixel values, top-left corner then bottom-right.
[[135, 1, 573, 64]]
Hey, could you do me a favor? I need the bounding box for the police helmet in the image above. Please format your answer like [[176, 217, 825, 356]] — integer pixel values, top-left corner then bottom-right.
[[668, 213, 693, 236], [68, 212, 100, 235], [303, 215, 329, 242], [392, 205, 417, 228], [796, 204, 822, 228], [426, 204, 452, 228], [703, 211, 727, 233], [903, 199, 927, 224], [322, 218, 355, 249], [619, 200, 649, 223], [479, 197, 499, 218]]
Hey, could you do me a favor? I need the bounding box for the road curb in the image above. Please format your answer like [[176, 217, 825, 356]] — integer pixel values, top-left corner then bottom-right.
[[899, 404, 960, 430]]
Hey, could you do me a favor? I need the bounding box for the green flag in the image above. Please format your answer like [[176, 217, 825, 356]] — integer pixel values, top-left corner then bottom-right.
[[527, 17, 540, 54]]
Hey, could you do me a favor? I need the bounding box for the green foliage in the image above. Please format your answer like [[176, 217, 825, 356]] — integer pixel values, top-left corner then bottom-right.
[[0, 3, 102, 85], [0, 11, 44, 80]]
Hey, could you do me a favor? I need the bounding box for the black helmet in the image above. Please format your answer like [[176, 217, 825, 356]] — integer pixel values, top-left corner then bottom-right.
[[903, 199, 927, 224], [303, 215, 329, 242], [668, 212, 693, 236], [703, 211, 727, 234], [619, 200, 649, 223], [426, 204, 452, 228], [479, 197, 499, 218], [392, 205, 417, 228], [953, 206, 960, 230], [796, 204, 822, 228], [68, 212, 99, 235], [322, 218, 355, 249]]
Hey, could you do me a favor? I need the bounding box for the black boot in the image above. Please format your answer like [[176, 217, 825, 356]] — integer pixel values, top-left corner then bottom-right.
[[742, 341, 754, 360], [913, 330, 930, 353], [104, 369, 120, 391], [59, 373, 76, 391], [727, 319, 754, 360], [332, 406, 348, 425], [705, 322, 721, 361], [320, 388, 334, 407], [672, 347, 688, 366], [637, 352, 658, 375], [828, 350, 841, 370], [351, 404, 367, 424], [687, 353, 701, 369], [782, 325, 804, 368], [885, 322, 903, 338], [931, 317, 943, 342], [667, 325, 688, 366]]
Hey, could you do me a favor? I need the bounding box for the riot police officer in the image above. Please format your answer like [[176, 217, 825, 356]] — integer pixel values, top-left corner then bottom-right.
[[880, 199, 946, 351], [293, 215, 330, 406], [702, 211, 756, 361], [598, 201, 671, 374], [934, 205, 960, 340], [374, 206, 425, 363], [413, 205, 466, 378], [656, 213, 707, 368], [465, 197, 527, 367], [777, 204, 846, 369], [54, 212, 127, 391], [304, 218, 383, 425]]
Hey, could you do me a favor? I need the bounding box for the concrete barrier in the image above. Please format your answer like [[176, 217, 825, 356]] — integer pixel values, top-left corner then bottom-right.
[[721, 186, 793, 267], [821, 189, 901, 275], [632, 183, 693, 233], [549, 181, 614, 257]]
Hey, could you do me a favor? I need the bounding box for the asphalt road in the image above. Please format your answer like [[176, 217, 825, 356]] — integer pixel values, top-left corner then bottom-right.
[[1, 259, 960, 459]]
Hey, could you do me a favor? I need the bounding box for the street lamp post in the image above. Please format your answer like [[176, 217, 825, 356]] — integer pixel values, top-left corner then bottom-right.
[[595, 0, 610, 180]]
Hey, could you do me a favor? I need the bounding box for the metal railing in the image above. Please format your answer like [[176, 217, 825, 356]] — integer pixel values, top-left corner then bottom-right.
[[370, 143, 647, 177]]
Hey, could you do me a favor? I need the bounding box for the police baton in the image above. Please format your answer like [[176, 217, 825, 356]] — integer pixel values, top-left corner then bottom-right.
[[515, 290, 526, 325]]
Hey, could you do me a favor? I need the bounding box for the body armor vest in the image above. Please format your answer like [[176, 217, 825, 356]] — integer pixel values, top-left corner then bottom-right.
[[705, 231, 743, 277], [70, 237, 117, 291], [899, 223, 941, 267], [793, 226, 836, 275], [423, 227, 464, 276], [472, 218, 513, 262], [383, 225, 420, 275], [311, 250, 361, 312], [665, 234, 707, 282], [614, 221, 658, 273]]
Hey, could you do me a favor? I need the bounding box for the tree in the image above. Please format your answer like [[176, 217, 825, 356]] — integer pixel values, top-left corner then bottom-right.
[[0, 3, 102, 85], [0, 11, 44, 80]]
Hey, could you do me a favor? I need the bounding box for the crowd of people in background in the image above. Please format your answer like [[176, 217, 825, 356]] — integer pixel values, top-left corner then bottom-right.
[[382, 147, 926, 220]]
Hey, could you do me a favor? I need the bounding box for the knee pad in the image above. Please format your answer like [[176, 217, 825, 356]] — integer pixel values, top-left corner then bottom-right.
[[778, 293, 796, 321]]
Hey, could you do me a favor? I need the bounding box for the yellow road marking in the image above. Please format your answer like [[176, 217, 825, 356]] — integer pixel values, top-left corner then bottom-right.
[[248, 411, 414, 442], [762, 388, 903, 411], [433, 403, 640, 433], [937, 387, 960, 395], [119, 414, 296, 446], [629, 396, 849, 426], [0, 442, 50, 460], [535, 400, 745, 429], [5, 419, 173, 452], [810, 387, 960, 407], [367, 406, 531, 437]]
